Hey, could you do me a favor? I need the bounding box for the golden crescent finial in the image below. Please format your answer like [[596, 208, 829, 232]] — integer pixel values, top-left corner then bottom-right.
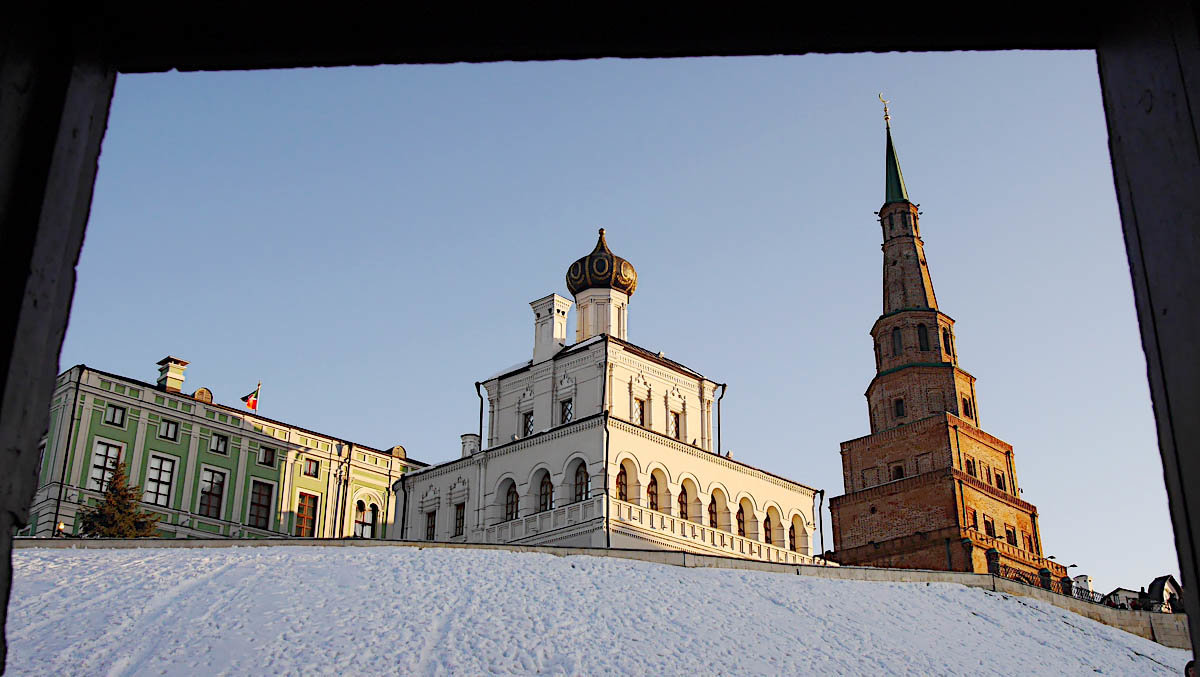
[[878, 92, 891, 124]]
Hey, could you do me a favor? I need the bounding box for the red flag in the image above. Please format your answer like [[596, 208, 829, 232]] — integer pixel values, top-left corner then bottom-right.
[[241, 383, 261, 411]]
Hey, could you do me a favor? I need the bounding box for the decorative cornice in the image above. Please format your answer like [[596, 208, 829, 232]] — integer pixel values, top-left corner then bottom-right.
[[952, 469, 1036, 513], [830, 466, 951, 507]]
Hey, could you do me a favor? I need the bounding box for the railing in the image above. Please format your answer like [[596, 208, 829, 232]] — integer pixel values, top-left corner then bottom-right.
[[608, 497, 823, 566], [484, 494, 605, 544], [992, 561, 1173, 613]]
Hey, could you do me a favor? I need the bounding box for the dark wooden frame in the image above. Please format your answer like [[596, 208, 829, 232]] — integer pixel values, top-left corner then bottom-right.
[[4, 3, 1200, 665]]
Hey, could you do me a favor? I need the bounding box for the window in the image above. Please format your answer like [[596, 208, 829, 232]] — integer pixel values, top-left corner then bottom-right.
[[454, 502, 465, 536], [198, 468, 226, 519], [522, 411, 534, 437], [505, 485, 519, 521], [258, 446, 276, 467], [538, 475, 553, 512], [983, 515, 996, 538], [209, 433, 228, 455], [891, 464, 905, 481], [891, 327, 903, 356], [573, 464, 589, 502], [917, 324, 930, 351], [985, 465, 993, 484], [296, 492, 318, 537], [1005, 525, 1018, 547], [669, 412, 681, 440], [354, 500, 370, 537], [943, 328, 953, 355], [995, 472, 1007, 492], [677, 486, 688, 520], [967, 508, 978, 530], [962, 397, 973, 418], [647, 476, 659, 511], [894, 398, 906, 418], [965, 457, 976, 476], [143, 455, 175, 507], [789, 525, 797, 552], [89, 440, 121, 490], [103, 403, 126, 427], [425, 511, 437, 540], [763, 515, 773, 545], [1022, 532, 1034, 551], [874, 342, 881, 369], [736, 506, 746, 537], [616, 467, 628, 502], [157, 418, 179, 441], [708, 498, 717, 528], [560, 398, 573, 424], [633, 398, 645, 426], [248, 480, 273, 530], [303, 458, 320, 477]]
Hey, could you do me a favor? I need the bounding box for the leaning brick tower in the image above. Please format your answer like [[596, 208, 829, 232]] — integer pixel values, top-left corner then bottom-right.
[[829, 102, 1065, 579]]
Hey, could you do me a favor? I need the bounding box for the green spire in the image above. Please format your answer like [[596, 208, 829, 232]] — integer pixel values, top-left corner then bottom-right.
[[884, 122, 910, 204]]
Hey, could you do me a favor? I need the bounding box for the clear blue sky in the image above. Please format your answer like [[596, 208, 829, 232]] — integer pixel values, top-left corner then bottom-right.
[[64, 50, 1174, 594]]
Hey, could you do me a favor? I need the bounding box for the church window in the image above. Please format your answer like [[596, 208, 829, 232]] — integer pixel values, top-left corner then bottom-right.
[[708, 499, 717, 528], [454, 502, 465, 537], [789, 525, 797, 552], [891, 328, 903, 356], [669, 412, 681, 440], [295, 492, 317, 537], [522, 412, 534, 437], [560, 399, 573, 424], [894, 398, 906, 418], [573, 464, 589, 502], [425, 511, 437, 540], [995, 472, 1007, 492], [983, 516, 996, 538], [633, 399, 645, 426], [648, 476, 659, 511], [763, 515, 773, 545], [1005, 525, 1018, 547], [891, 464, 905, 481], [538, 475, 553, 512], [736, 506, 746, 537], [917, 324, 930, 351], [677, 487, 688, 519], [616, 467, 628, 502], [505, 485, 519, 521], [965, 457, 976, 477]]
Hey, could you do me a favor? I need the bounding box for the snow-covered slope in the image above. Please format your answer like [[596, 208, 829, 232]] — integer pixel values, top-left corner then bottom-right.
[[7, 546, 1191, 676]]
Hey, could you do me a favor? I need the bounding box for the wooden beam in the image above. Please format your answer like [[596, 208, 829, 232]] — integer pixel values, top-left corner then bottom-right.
[[1097, 0, 1200, 652]]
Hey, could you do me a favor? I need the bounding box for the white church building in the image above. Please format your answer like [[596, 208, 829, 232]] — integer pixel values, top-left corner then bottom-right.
[[392, 230, 822, 564]]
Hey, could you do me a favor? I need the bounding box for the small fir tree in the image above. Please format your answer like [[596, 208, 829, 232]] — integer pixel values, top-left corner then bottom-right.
[[77, 461, 160, 537]]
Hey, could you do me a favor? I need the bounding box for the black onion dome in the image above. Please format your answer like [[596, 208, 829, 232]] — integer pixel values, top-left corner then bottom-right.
[[566, 228, 638, 297]]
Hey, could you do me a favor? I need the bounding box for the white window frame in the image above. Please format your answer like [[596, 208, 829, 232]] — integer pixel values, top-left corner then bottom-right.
[[209, 433, 229, 455], [246, 477, 278, 531], [302, 458, 320, 478], [196, 464, 228, 521], [88, 438, 124, 491], [157, 417, 179, 442], [143, 453, 178, 508], [257, 445, 276, 468], [103, 403, 127, 429]]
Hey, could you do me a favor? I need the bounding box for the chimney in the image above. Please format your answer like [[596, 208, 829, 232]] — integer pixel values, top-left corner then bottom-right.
[[156, 356, 189, 393], [460, 433, 481, 458], [530, 293, 573, 363]]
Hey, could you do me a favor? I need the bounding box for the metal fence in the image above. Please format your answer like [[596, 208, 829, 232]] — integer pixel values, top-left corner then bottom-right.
[[991, 563, 1172, 613]]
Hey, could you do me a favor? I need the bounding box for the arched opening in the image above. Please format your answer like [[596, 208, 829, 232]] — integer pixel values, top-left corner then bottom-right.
[[615, 457, 641, 505], [679, 477, 702, 523], [647, 468, 669, 513], [790, 514, 812, 555], [736, 497, 758, 540], [891, 327, 903, 356], [495, 478, 519, 523], [572, 462, 589, 503], [917, 324, 929, 351], [616, 466, 628, 501], [367, 503, 378, 539], [353, 500, 368, 537], [537, 472, 554, 512], [709, 487, 730, 531], [765, 505, 784, 545], [677, 485, 688, 519]]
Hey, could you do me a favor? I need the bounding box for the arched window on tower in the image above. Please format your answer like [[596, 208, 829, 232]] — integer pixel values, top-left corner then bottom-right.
[[962, 397, 973, 419], [616, 467, 628, 502], [892, 328, 903, 356], [763, 514, 773, 545], [789, 524, 797, 552], [677, 486, 688, 520], [736, 506, 746, 537], [648, 476, 659, 511], [573, 464, 589, 502], [708, 498, 717, 528], [917, 324, 930, 351], [353, 500, 368, 537], [942, 327, 952, 355], [505, 484, 519, 521], [539, 474, 553, 512]]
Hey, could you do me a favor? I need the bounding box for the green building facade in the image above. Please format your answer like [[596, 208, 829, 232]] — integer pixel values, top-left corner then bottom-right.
[[22, 357, 423, 539]]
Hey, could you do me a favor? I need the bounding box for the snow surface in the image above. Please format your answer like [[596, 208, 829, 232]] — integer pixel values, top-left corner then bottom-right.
[[7, 546, 1191, 676]]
